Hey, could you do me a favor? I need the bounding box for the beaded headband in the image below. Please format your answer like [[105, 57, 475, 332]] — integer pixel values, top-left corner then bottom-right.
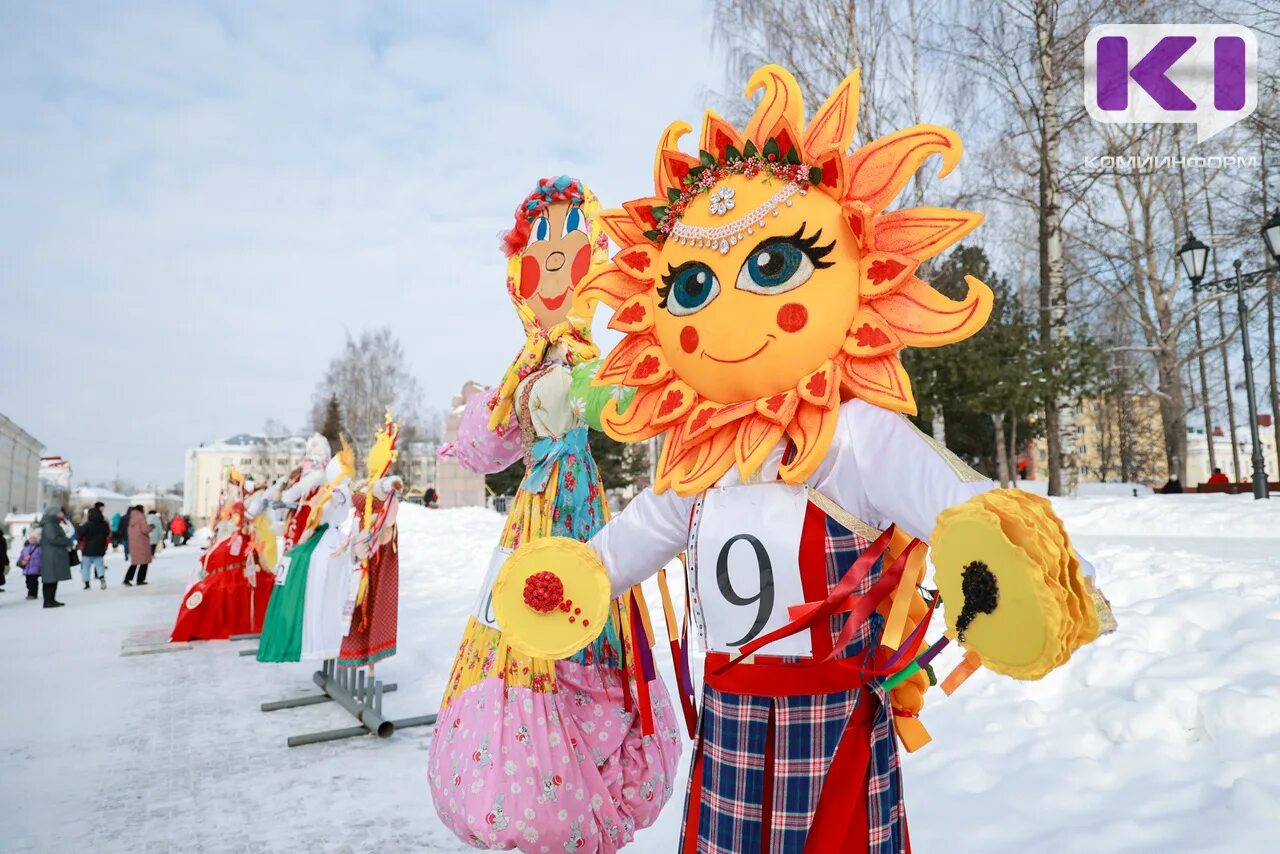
[[645, 136, 821, 249], [669, 183, 809, 254]]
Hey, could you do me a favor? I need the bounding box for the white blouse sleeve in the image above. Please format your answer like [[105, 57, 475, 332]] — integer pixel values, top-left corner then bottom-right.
[[589, 486, 694, 597], [809, 400, 1098, 580], [809, 399, 995, 542]]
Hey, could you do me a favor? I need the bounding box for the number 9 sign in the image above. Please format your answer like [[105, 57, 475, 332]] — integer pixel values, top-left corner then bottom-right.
[[692, 483, 812, 658]]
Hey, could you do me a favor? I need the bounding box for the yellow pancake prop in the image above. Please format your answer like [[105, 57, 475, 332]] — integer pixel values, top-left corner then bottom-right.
[[1023, 492, 1102, 646], [972, 491, 1077, 668], [931, 500, 1067, 680], [492, 538, 611, 660], [976, 490, 1099, 652]]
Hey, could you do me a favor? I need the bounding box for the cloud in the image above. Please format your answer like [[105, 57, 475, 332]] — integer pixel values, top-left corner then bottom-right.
[[0, 0, 726, 486]]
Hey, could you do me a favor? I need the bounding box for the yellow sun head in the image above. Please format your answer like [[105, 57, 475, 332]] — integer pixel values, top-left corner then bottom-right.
[[580, 65, 994, 496]]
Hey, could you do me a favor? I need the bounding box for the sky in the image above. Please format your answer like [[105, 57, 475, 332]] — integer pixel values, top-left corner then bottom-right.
[[0, 1, 728, 488]]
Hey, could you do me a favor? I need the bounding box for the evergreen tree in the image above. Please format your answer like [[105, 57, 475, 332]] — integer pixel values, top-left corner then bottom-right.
[[485, 461, 524, 498], [589, 429, 649, 490], [905, 245, 1106, 483], [320, 394, 343, 453]]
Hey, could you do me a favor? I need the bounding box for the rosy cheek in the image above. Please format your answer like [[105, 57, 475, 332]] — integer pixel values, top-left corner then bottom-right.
[[519, 256, 540, 299], [777, 303, 808, 333], [680, 325, 699, 354], [570, 245, 591, 285]]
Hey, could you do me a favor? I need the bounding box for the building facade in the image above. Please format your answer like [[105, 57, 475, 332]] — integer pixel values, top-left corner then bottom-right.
[[39, 456, 72, 511], [436, 382, 489, 509], [1023, 397, 1275, 490], [0, 413, 43, 515], [184, 434, 311, 525], [1186, 419, 1278, 487], [184, 432, 452, 525]]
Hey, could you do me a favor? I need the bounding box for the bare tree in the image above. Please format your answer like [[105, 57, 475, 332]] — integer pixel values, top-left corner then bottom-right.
[[712, 0, 898, 139], [261, 418, 292, 440], [309, 328, 425, 459]]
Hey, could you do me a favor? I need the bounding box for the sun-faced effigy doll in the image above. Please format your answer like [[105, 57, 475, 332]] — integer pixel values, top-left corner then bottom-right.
[[428, 177, 681, 852], [493, 68, 1115, 853]]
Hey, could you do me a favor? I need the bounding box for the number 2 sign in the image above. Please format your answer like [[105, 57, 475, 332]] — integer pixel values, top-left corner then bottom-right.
[[691, 482, 812, 658]]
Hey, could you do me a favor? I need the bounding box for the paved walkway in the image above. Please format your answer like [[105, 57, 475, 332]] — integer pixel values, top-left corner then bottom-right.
[[0, 541, 469, 854]]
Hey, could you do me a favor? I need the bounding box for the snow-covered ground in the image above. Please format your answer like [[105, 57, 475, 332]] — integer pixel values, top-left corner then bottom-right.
[[2, 493, 1277, 852]]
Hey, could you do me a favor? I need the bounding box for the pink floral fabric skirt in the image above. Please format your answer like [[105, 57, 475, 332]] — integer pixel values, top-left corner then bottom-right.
[[428, 659, 681, 852]]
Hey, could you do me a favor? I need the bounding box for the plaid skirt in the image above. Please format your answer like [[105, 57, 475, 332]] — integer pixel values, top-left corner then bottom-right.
[[680, 509, 909, 853]]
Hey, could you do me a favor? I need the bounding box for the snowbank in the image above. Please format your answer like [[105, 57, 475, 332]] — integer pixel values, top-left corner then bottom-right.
[[1050, 493, 1279, 540]]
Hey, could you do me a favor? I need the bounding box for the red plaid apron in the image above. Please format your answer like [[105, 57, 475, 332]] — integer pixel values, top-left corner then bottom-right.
[[680, 494, 909, 853]]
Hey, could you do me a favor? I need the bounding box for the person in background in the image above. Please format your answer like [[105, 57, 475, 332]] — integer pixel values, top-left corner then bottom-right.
[[423, 485, 439, 509], [1160, 474, 1184, 494], [110, 510, 123, 550], [1207, 467, 1230, 485], [0, 527, 9, 591], [115, 510, 130, 560], [79, 504, 111, 590], [146, 508, 164, 559], [168, 513, 188, 546], [38, 506, 72, 608], [17, 532, 42, 599], [123, 505, 153, 586]]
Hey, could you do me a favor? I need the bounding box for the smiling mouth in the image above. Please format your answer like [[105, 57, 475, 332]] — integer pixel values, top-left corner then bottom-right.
[[702, 335, 775, 364], [539, 289, 570, 310]]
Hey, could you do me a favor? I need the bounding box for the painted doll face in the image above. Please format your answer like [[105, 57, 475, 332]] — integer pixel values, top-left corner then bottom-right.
[[650, 174, 861, 402], [518, 200, 592, 330]]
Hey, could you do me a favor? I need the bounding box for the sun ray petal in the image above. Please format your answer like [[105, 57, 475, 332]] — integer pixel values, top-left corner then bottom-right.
[[744, 65, 804, 147], [874, 207, 983, 260], [594, 333, 656, 384], [601, 384, 669, 443], [845, 125, 963, 214], [755, 389, 799, 424], [867, 274, 993, 347], [859, 252, 919, 298], [842, 308, 904, 358], [802, 68, 861, 159], [623, 344, 674, 386], [597, 209, 648, 247], [837, 353, 917, 414], [652, 380, 698, 427], [653, 121, 693, 198], [780, 402, 840, 484], [673, 424, 738, 495], [577, 267, 648, 314], [607, 293, 656, 334], [735, 414, 787, 480], [700, 109, 745, 162]]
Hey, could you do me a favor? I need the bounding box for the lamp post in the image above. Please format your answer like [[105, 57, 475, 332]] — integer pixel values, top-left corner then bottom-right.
[[1178, 212, 1280, 499]]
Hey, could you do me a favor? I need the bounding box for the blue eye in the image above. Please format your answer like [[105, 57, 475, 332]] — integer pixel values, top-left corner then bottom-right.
[[661, 263, 721, 316], [738, 241, 812, 294], [563, 207, 582, 236], [535, 217, 549, 241]]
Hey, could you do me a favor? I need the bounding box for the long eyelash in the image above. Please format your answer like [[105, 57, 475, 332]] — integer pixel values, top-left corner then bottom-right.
[[656, 280, 671, 309], [788, 224, 836, 269], [749, 225, 835, 270]]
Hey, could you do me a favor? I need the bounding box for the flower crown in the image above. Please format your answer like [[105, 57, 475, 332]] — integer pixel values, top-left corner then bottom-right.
[[500, 175, 588, 257], [645, 137, 823, 246]]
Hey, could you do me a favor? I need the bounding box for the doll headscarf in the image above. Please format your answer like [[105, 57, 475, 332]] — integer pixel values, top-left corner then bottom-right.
[[488, 176, 609, 431]]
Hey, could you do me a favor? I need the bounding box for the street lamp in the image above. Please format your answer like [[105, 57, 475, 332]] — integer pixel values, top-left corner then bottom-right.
[[1263, 208, 1280, 264], [1179, 217, 1279, 500], [1177, 232, 1209, 286]]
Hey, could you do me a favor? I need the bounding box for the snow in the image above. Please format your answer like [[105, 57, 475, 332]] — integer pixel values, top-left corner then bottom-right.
[[2, 494, 1278, 852]]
